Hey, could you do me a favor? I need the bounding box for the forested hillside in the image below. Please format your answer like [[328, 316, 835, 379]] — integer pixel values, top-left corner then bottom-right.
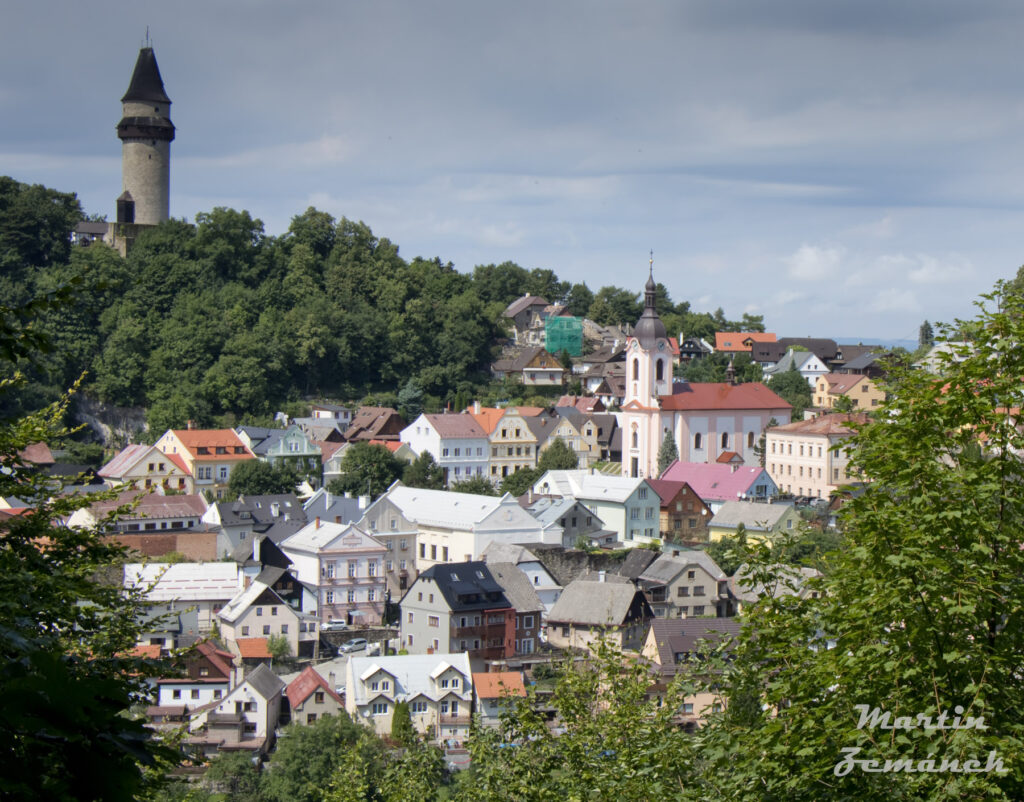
[[1, 176, 761, 433]]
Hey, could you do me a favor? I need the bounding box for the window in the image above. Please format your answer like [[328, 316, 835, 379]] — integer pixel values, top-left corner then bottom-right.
[[191, 689, 199, 699], [400, 539, 408, 550], [368, 562, 377, 577], [411, 701, 427, 713], [241, 625, 249, 636], [430, 545, 437, 560], [721, 432, 729, 449], [218, 466, 228, 480], [386, 560, 393, 572], [645, 507, 654, 519], [454, 448, 460, 457], [281, 624, 288, 634], [442, 448, 449, 457], [325, 561, 336, 578], [371, 702, 388, 715], [631, 430, 638, 448], [442, 546, 449, 561], [307, 713, 318, 723], [263, 625, 270, 635], [440, 678, 449, 689], [172, 689, 181, 699], [325, 591, 334, 604], [694, 586, 705, 596], [347, 589, 355, 603], [677, 586, 689, 597], [256, 608, 263, 617], [522, 615, 534, 629], [368, 588, 376, 602], [348, 562, 357, 578], [428, 616, 439, 628], [694, 433, 702, 450], [271, 607, 278, 616], [655, 359, 664, 381], [693, 605, 705, 616], [199, 667, 209, 677], [747, 432, 755, 448], [214, 689, 222, 698], [631, 508, 639, 519], [682, 703, 694, 714], [420, 543, 426, 558], [632, 358, 639, 381]]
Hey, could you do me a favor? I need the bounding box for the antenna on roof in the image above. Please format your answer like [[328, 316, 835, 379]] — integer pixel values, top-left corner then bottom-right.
[[649, 249, 654, 279], [144, 26, 151, 48]]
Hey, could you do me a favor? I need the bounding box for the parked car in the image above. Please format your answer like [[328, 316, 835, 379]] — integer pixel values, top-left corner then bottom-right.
[[340, 638, 367, 653], [322, 619, 347, 632]]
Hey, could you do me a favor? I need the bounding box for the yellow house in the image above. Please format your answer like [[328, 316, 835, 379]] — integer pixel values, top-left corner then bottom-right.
[[814, 373, 884, 410], [707, 500, 803, 543]]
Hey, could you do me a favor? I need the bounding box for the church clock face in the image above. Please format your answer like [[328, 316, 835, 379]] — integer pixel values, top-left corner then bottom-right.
[[657, 341, 665, 351]]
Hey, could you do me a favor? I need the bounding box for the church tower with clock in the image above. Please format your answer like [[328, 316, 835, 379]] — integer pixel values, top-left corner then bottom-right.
[[621, 261, 673, 479]]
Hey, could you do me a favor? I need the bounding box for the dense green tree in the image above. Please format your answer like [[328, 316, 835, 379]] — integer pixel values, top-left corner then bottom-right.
[[695, 286, 1024, 800], [499, 466, 542, 497], [397, 378, 424, 421], [227, 459, 300, 497], [538, 437, 579, 471], [199, 751, 261, 800], [390, 700, 416, 746], [564, 282, 594, 317], [656, 430, 679, 475], [403, 451, 446, 490], [449, 475, 499, 496], [471, 261, 530, 306], [587, 286, 641, 326], [919, 319, 935, 348], [328, 442, 405, 500]]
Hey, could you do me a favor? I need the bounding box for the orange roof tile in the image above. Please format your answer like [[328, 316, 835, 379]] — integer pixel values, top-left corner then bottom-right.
[[468, 407, 506, 435], [660, 382, 791, 412], [235, 638, 272, 659], [129, 644, 162, 659], [170, 429, 254, 461], [714, 332, 777, 352], [368, 439, 402, 452], [472, 671, 526, 699]]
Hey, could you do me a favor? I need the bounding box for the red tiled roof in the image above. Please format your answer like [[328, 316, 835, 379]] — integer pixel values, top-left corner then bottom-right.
[[425, 413, 486, 439], [660, 382, 791, 412], [716, 451, 742, 464], [472, 671, 526, 699], [368, 439, 403, 452], [170, 430, 254, 461], [235, 638, 272, 659], [646, 479, 690, 506], [18, 442, 55, 465], [769, 413, 867, 436], [286, 665, 343, 709], [820, 373, 871, 394], [468, 407, 506, 434], [165, 452, 191, 475], [195, 640, 235, 679], [129, 644, 162, 659], [714, 332, 777, 352]]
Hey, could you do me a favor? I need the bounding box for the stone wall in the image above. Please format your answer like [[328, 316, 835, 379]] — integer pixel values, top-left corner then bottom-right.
[[528, 544, 630, 586]]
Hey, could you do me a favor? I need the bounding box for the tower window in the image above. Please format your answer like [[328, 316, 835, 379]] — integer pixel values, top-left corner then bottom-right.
[[694, 433, 703, 450], [632, 359, 639, 382], [721, 432, 729, 449], [655, 359, 664, 381]]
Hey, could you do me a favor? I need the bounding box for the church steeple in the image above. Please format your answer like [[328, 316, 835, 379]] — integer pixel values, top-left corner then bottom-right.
[[633, 251, 668, 350]]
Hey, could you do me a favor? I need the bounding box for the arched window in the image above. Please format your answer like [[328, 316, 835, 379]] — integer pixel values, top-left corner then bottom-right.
[[747, 432, 755, 449], [655, 359, 664, 382], [632, 359, 640, 382], [631, 427, 639, 449], [694, 433, 702, 450], [721, 432, 729, 449]]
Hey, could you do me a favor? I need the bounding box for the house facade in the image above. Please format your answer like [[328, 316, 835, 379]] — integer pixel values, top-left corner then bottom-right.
[[765, 413, 865, 498], [636, 551, 731, 619], [154, 429, 255, 499], [659, 462, 779, 513], [98, 443, 193, 492], [532, 470, 661, 544], [400, 413, 490, 486], [546, 577, 653, 653], [813, 373, 885, 411], [647, 479, 713, 543], [707, 500, 803, 543]]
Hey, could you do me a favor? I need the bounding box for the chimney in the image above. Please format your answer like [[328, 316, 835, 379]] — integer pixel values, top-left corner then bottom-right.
[[358, 495, 369, 509], [598, 570, 606, 583], [186, 419, 194, 430], [315, 516, 321, 529], [474, 400, 481, 414], [328, 671, 336, 689], [271, 502, 280, 517]]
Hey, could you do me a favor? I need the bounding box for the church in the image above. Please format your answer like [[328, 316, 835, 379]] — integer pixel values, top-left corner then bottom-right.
[[620, 271, 792, 479]]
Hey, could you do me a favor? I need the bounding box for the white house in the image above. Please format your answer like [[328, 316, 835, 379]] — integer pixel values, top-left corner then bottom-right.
[[400, 413, 490, 486], [531, 470, 661, 544], [188, 663, 285, 756], [344, 652, 474, 741]]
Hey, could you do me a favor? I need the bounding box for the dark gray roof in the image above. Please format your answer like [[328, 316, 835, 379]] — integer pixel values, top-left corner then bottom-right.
[[617, 548, 658, 580], [487, 563, 543, 614], [244, 663, 285, 700], [647, 619, 743, 675], [419, 561, 511, 613], [302, 490, 366, 524], [777, 337, 838, 361], [218, 494, 306, 528], [121, 47, 171, 103], [841, 352, 887, 370], [548, 578, 651, 625]]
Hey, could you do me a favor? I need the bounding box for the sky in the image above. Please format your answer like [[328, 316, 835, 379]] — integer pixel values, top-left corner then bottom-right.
[[3, 1, 1024, 342]]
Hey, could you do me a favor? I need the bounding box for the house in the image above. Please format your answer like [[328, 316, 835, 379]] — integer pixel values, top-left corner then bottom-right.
[[531, 470, 661, 544], [218, 577, 319, 659], [813, 373, 884, 411], [285, 665, 345, 725], [541, 408, 601, 468], [481, 542, 563, 615], [659, 462, 779, 513], [647, 479, 713, 543], [486, 562, 544, 655], [154, 429, 256, 499], [281, 520, 387, 626], [125, 561, 242, 648], [913, 341, 972, 374], [763, 349, 830, 388], [487, 407, 543, 481], [302, 487, 370, 527], [836, 351, 889, 379], [679, 337, 713, 362], [374, 483, 552, 570], [343, 407, 407, 442], [187, 663, 285, 756], [151, 640, 236, 713], [546, 575, 653, 653], [98, 443, 192, 492], [400, 413, 490, 486], [202, 493, 307, 559], [503, 294, 550, 332], [636, 551, 731, 619], [766, 413, 866, 499], [310, 402, 353, 429], [345, 653, 474, 741], [728, 563, 823, 613], [555, 395, 606, 414], [523, 495, 614, 549], [707, 500, 803, 543], [714, 332, 777, 354], [491, 346, 566, 385], [354, 492, 419, 596], [399, 561, 515, 660], [240, 423, 322, 484], [473, 671, 527, 727], [640, 618, 741, 728]]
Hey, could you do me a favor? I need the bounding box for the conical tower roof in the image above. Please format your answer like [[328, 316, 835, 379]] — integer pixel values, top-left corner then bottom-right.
[[121, 47, 171, 104], [634, 259, 667, 349]]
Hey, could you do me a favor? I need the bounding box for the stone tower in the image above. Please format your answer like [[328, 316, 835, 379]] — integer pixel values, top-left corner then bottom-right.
[[115, 44, 174, 249]]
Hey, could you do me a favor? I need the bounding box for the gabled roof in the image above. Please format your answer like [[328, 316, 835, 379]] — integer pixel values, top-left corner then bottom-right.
[[125, 562, 240, 602], [302, 488, 367, 525], [504, 295, 549, 318], [282, 521, 383, 556], [714, 332, 777, 352], [486, 562, 544, 613], [818, 373, 870, 394], [765, 349, 822, 375], [777, 337, 838, 361], [659, 462, 774, 503], [415, 561, 512, 613], [480, 542, 540, 564], [18, 442, 55, 466], [472, 671, 526, 699], [645, 479, 693, 506], [617, 547, 659, 579], [423, 413, 487, 439], [168, 429, 253, 460], [547, 579, 651, 626], [555, 395, 606, 414], [87, 490, 207, 522], [467, 406, 506, 435], [98, 443, 160, 478], [646, 619, 742, 674], [658, 382, 791, 412], [638, 551, 725, 585], [347, 653, 472, 708], [385, 486, 506, 529], [218, 581, 289, 624], [769, 412, 866, 437], [534, 470, 647, 504], [286, 665, 343, 709], [709, 500, 797, 532], [194, 640, 235, 679], [242, 662, 285, 699], [840, 352, 887, 371], [715, 451, 743, 465]]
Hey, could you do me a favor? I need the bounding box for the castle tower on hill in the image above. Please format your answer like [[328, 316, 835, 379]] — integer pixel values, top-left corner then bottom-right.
[[114, 43, 174, 252]]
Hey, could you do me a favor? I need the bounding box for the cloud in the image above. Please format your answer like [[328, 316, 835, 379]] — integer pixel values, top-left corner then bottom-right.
[[784, 244, 844, 281], [873, 287, 920, 314], [179, 135, 352, 171]]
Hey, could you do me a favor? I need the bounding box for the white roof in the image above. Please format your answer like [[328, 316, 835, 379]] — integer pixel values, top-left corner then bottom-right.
[[282, 521, 384, 554], [534, 470, 644, 504], [347, 653, 471, 707], [386, 486, 506, 529], [124, 562, 241, 602], [218, 580, 286, 624]]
